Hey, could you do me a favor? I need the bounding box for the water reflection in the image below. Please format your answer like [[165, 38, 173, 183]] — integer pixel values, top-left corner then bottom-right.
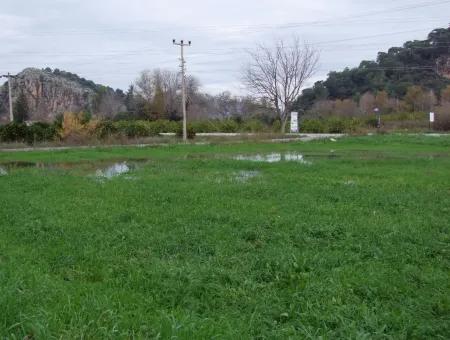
[[0, 159, 148, 179], [95, 162, 134, 179], [234, 153, 311, 164]]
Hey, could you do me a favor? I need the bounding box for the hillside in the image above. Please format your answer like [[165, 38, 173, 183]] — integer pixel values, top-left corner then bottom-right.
[[297, 27, 450, 110], [0, 68, 125, 122]]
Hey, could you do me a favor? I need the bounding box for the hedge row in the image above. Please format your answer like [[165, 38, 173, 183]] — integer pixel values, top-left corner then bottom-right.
[[300, 118, 366, 133], [0, 122, 58, 144], [2, 114, 446, 144], [94, 119, 270, 138]]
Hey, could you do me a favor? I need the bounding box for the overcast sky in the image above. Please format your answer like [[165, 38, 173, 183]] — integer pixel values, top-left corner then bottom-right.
[[0, 0, 448, 94]]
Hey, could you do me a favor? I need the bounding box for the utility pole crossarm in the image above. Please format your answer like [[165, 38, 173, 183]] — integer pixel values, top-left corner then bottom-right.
[[172, 39, 191, 142]]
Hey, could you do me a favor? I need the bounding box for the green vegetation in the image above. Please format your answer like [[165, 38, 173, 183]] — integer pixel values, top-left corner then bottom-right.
[[0, 122, 57, 144], [0, 135, 449, 338], [296, 27, 450, 108], [13, 91, 29, 123], [1, 112, 449, 146], [295, 28, 450, 127]]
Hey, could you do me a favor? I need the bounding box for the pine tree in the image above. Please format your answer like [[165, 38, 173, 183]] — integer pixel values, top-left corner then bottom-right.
[[152, 84, 166, 119], [14, 91, 29, 123], [125, 85, 136, 113]]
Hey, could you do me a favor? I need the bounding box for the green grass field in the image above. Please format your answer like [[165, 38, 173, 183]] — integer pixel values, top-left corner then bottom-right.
[[0, 135, 449, 339]]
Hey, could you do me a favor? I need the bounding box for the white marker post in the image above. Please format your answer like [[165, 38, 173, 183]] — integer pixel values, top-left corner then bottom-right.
[[429, 112, 435, 131], [374, 108, 380, 129], [290, 112, 299, 133]]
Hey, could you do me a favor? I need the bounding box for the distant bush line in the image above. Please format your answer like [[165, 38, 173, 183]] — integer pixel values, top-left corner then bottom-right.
[[1, 111, 449, 144]]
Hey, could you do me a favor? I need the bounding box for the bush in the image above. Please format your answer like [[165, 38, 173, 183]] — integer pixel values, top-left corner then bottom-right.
[[301, 119, 326, 133], [60, 112, 98, 140], [115, 121, 150, 138], [53, 114, 64, 129], [0, 122, 28, 142], [434, 112, 450, 131], [113, 112, 137, 121], [271, 120, 282, 132], [218, 119, 239, 133], [242, 119, 265, 133], [327, 118, 347, 133], [365, 116, 379, 128], [176, 124, 196, 139], [25, 122, 58, 144], [149, 120, 179, 135], [94, 120, 118, 139], [191, 120, 218, 133]]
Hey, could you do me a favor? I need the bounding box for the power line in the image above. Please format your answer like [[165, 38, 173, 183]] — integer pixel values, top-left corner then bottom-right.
[[8, 0, 449, 37], [2, 25, 445, 59]]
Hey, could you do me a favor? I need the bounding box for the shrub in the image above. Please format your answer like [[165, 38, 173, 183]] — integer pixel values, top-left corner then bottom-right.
[[95, 120, 118, 139], [78, 111, 92, 124], [0, 122, 28, 142], [385, 112, 427, 122], [53, 114, 64, 129], [434, 108, 450, 131], [242, 119, 265, 133], [113, 112, 136, 121], [115, 121, 150, 138], [218, 119, 239, 133], [327, 118, 347, 133], [301, 119, 326, 133], [365, 116, 379, 128], [60, 112, 97, 140], [191, 120, 218, 133], [149, 120, 179, 135], [272, 120, 282, 132], [176, 124, 196, 139], [25, 122, 58, 144]]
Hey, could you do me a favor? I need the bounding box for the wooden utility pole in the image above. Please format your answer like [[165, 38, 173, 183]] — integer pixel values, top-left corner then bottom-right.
[[173, 39, 191, 141], [1, 73, 17, 122]]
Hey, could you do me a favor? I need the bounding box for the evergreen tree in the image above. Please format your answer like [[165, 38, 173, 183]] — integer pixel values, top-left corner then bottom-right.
[[152, 84, 166, 119], [125, 85, 136, 114], [297, 27, 450, 107], [13, 91, 29, 123]]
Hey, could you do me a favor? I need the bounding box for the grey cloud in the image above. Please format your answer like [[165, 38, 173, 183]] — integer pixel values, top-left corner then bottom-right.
[[0, 0, 448, 93]]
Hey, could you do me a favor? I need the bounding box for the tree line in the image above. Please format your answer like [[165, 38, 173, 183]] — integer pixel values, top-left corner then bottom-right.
[[3, 27, 449, 134]]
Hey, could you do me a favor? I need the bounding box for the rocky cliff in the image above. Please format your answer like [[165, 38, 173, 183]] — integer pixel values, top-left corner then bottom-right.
[[437, 56, 450, 79], [0, 68, 125, 122]]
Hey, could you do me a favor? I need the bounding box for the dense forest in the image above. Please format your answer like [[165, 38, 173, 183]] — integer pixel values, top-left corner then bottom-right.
[[295, 27, 450, 111]]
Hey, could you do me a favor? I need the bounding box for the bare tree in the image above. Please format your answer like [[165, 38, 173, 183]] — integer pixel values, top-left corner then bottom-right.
[[134, 70, 155, 102], [133, 69, 202, 120], [161, 70, 180, 116], [214, 91, 235, 118], [243, 37, 319, 132]]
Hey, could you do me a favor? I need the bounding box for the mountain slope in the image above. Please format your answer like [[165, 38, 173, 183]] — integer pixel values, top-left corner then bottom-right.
[[0, 68, 125, 122], [297, 27, 450, 109]]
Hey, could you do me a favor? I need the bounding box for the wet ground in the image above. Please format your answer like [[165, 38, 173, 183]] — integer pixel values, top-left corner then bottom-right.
[[0, 159, 149, 180], [1, 147, 443, 179], [233, 152, 312, 164]]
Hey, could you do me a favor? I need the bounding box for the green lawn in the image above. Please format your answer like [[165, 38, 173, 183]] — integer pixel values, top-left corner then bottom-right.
[[0, 135, 449, 338]]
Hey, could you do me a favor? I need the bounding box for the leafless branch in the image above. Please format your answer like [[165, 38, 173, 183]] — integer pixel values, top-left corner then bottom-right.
[[243, 37, 319, 132]]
